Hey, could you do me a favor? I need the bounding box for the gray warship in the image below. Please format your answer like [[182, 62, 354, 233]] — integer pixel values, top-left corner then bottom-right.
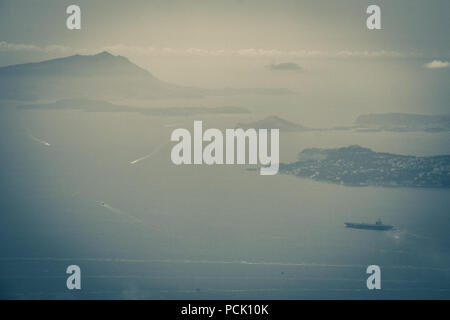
[[344, 219, 394, 231]]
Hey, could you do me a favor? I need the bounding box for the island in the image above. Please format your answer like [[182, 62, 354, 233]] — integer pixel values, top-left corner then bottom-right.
[[355, 113, 450, 132], [17, 98, 249, 117], [279, 145, 450, 188], [236, 115, 316, 132]]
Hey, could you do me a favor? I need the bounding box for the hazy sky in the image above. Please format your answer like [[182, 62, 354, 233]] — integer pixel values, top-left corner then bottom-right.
[[1, 0, 449, 59], [0, 0, 449, 121]]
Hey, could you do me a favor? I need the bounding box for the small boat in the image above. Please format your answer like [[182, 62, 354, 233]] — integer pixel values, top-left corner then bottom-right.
[[344, 219, 393, 231]]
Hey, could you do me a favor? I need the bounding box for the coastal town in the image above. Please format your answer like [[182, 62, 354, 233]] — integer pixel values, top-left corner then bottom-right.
[[279, 145, 450, 188]]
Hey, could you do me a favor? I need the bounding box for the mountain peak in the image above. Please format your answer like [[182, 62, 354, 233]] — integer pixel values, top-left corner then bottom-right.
[[96, 51, 114, 57], [92, 51, 125, 60]]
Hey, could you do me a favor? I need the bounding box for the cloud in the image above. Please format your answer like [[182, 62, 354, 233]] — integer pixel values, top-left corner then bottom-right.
[[268, 62, 302, 71], [0, 41, 426, 59], [424, 60, 450, 69], [0, 41, 72, 54], [0, 41, 39, 52]]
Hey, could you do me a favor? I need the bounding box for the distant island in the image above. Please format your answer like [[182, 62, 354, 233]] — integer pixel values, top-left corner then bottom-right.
[[354, 113, 450, 132], [279, 145, 450, 188], [236, 113, 450, 134], [17, 98, 249, 116], [236, 116, 316, 132], [267, 62, 302, 71]]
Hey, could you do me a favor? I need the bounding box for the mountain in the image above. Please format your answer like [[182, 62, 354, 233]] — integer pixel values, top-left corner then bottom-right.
[[0, 51, 150, 77], [0, 51, 197, 101], [236, 116, 313, 132], [0, 52, 294, 101], [280, 145, 450, 188], [355, 113, 450, 132]]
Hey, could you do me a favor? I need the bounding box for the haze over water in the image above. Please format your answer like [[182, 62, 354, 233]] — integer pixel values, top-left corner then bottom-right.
[[1, 0, 449, 299], [1, 102, 449, 299]]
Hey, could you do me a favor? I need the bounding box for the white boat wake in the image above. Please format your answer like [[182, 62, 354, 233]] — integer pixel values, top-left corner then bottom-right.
[[29, 134, 51, 147], [129, 142, 169, 165], [97, 201, 145, 225]]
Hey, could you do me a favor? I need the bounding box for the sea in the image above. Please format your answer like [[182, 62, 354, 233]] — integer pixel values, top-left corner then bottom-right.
[[0, 99, 449, 299]]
